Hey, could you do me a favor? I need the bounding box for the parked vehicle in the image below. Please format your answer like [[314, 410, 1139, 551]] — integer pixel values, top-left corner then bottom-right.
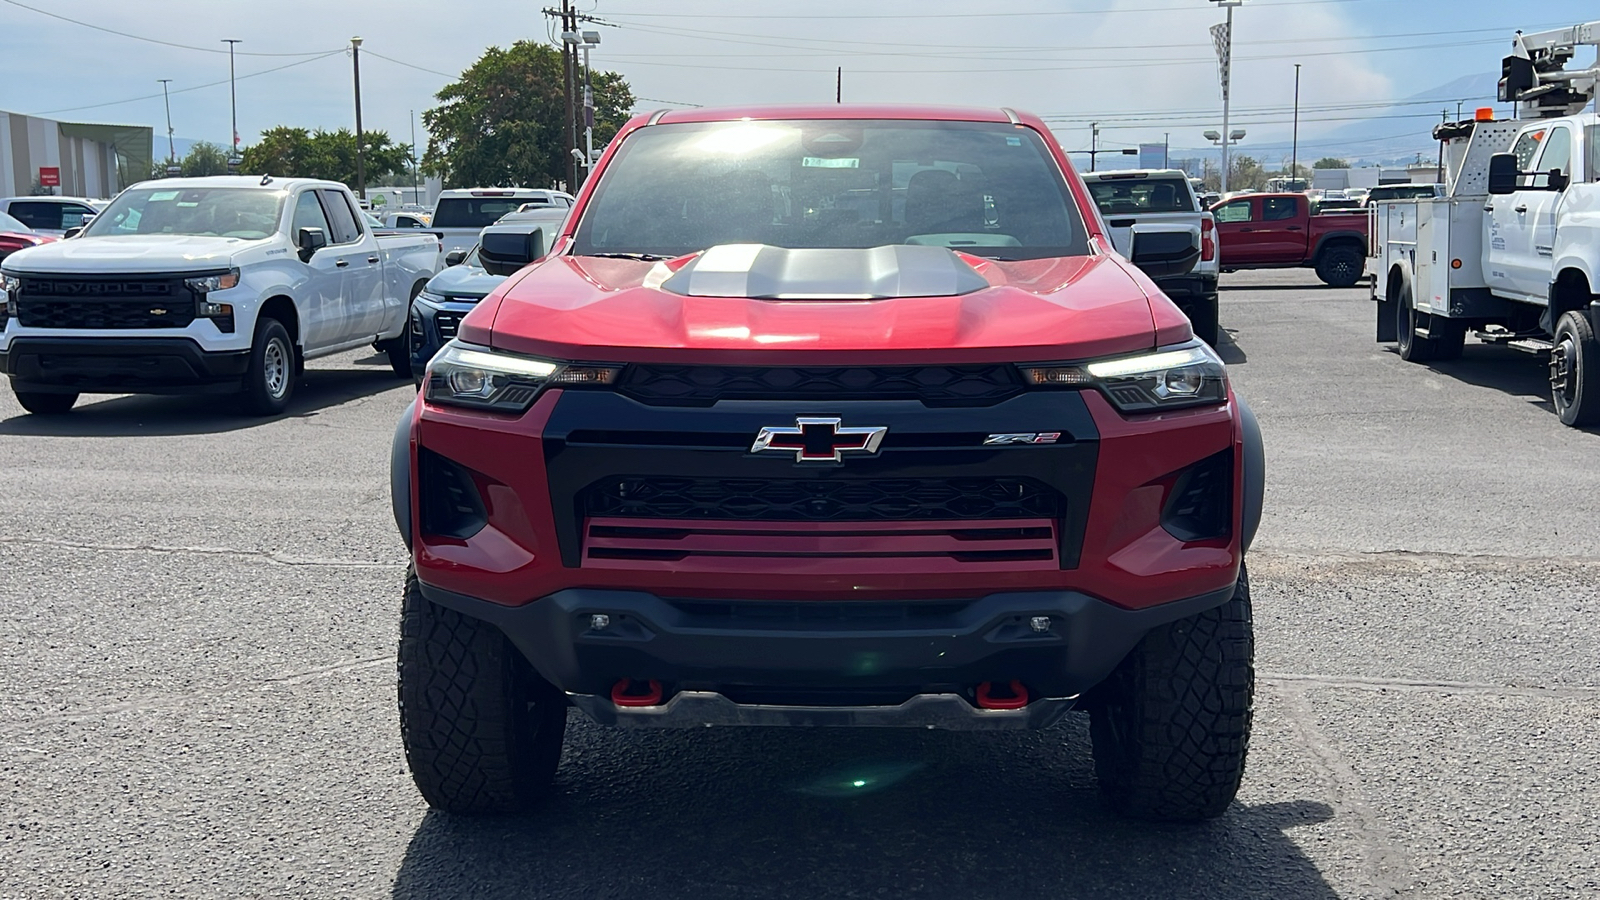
[[0, 211, 54, 261], [386, 211, 432, 229], [407, 207, 569, 377], [0, 197, 106, 238], [0, 176, 438, 415], [429, 188, 574, 256], [1081, 169, 1221, 345], [1370, 21, 1600, 427], [1362, 183, 1443, 207], [1210, 192, 1368, 286], [1344, 187, 1371, 204], [391, 105, 1264, 822]]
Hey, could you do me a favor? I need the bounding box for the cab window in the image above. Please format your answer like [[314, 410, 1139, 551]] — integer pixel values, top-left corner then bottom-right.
[[1262, 197, 1298, 221], [318, 189, 362, 244], [291, 191, 331, 238], [1214, 200, 1253, 223], [1536, 126, 1573, 179], [1510, 129, 1545, 186]]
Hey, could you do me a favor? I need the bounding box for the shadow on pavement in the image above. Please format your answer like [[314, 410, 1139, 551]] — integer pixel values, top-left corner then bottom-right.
[[1218, 282, 1363, 293], [1216, 330, 1248, 365], [392, 717, 1338, 900], [0, 353, 409, 438]]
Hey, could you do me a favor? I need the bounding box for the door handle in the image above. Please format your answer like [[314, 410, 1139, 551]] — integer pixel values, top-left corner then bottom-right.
[[1514, 205, 1528, 213], [1286, 226, 1304, 231], [367, 255, 380, 264], [1238, 228, 1258, 233], [335, 259, 350, 268]]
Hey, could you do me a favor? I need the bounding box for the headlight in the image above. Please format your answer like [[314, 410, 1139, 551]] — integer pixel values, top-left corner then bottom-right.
[[2, 273, 18, 316], [1021, 341, 1227, 413], [416, 289, 448, 305], [184, 268, 240, 293], [424, 341, 621, 414]]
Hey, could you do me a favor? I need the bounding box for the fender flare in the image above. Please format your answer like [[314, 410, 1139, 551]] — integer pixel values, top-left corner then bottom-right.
[[1311, 230, 1367, 261], [1237, 393, 1265, 554], [391, 398, 418, 549]]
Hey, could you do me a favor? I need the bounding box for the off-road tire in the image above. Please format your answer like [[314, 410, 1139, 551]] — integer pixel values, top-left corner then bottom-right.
[[398, 570, 567, 814], [1089, 565, 1254, 821], [1551, 310, 1600, 427], [242, 317, 294, 416], [13, 389, 78, 415], [1315, 245, 1364, 288]]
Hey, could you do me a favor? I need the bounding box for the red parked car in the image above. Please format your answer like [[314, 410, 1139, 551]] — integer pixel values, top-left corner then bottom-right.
[[391, 105, 1265, 821], [1210, 192, 1368, 286], [0, 211, 54, 262]]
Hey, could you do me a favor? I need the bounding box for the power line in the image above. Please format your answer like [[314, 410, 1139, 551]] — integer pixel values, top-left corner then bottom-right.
[[28, 51, 345, 117], [601, 0, 1376, 19], [363, 50, 457, 79], [0, 0, 340, 56]]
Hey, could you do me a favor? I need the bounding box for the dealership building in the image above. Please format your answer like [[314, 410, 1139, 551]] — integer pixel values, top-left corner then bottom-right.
[[1, 110, 151, 200]]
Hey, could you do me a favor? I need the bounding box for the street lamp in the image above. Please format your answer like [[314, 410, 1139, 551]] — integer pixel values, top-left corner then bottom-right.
[[1204, 129, 1247, 192], [1208, 0, 1243, 192], [222, 39, 242, 171], [351, 36, 366, 200], [582, 30, 600, 176], [158, 79, 178, 174]]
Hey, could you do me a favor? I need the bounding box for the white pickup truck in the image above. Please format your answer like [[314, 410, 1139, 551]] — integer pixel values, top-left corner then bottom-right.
[[0, 176, 438, 415], [428, 187, 574, 257]]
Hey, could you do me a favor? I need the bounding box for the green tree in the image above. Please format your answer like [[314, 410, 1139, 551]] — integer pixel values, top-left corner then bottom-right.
[[422, 41, 633, 189], [181, 141, 232, 177], [239, 127, 410, 189], [1313, 157, 1349, 169], [1228, 154, 1269, 191]]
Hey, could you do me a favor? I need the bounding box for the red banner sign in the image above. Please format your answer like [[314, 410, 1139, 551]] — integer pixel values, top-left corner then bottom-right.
[[38, 167, 60, 187]]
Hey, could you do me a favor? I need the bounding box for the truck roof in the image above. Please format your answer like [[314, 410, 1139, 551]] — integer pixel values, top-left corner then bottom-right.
[[650, 104, 1017, 125], [1080, 169, 1192, 181], [124, 175, 343, 192]]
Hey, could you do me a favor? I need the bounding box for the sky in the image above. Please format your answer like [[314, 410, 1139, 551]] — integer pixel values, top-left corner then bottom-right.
[[2, 0, 1598, 164]]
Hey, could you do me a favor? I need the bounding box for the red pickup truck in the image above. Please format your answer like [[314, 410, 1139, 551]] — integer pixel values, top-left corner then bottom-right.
[[1209, 192, 1368, 287]]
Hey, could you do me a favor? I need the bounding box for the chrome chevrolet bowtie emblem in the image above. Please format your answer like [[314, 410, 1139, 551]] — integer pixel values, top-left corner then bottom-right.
[[751, 417, 888, 463]]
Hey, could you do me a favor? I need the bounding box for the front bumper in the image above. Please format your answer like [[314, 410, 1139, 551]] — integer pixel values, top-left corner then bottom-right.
[[409, 297, 478, 374], [417, 578, 1237, 728], [1, 337, 250, 394]]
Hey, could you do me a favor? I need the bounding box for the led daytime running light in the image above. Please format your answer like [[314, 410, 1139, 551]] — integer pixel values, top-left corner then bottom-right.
[[448, 348, 558, 378], [1085, 347, 1210, 379]]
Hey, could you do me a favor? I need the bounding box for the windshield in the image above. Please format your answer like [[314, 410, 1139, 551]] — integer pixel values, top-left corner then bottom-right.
[[1086, 177, 1196, 215], [0, 211, 29, 233], [83, 187, 286, 240], [432, 197, 524, 228], [571, 119, 1087, 260]]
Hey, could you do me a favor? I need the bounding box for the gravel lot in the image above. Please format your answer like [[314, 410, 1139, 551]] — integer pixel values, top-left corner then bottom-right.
[[2, 269, 1596, 899]]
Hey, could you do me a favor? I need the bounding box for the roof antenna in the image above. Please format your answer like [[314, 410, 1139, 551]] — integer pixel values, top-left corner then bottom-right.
[[259, 173, 273, 186]]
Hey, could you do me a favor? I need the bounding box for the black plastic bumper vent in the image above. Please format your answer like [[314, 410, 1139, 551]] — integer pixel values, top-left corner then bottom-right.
[[1161, 449, 1233, 542], [419, 448, 488, 539], [582, 476, 1064, 522]]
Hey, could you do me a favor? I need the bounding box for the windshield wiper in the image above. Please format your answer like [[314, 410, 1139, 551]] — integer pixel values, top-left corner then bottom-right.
[[584, 252, 670, 261]]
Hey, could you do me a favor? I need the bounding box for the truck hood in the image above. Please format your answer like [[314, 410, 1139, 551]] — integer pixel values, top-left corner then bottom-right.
[[475, 247, 1165, 365], [0, 234, 250, 273], [424, 264, 505, 300]]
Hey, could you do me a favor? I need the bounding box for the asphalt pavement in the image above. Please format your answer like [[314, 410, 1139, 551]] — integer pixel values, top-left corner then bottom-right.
[[2, 270, 1597, 899]]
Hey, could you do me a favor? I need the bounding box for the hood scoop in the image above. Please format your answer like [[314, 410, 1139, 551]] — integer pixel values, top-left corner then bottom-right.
[[659, 243, 989, 300]]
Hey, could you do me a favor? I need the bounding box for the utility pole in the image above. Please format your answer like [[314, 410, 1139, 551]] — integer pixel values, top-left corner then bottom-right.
[[411, 110, 420, 206], [836, 67, 842, 103], [1438, 108, 1448, 184], [1164, 132, 1170, 169], [581, 31, 599, 179], [1090, 122, 1099, 172], [564, 0, 577, 190], [1209, 1, 1242, 193], [222, 39, 242, 169], [351, 37, 366, 200], [158, 79, 176, 166], [1291, 63, 1301, 187]]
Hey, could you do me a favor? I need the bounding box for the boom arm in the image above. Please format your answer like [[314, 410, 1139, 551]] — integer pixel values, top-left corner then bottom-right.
[[1501, 21, 1600, 118]]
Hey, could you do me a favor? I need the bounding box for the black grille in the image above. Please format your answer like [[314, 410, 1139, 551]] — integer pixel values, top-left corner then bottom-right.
[[582, 476, 1063, 522], [617, 364, 1023, 406], [17, 277, 195, 329], [435, 311, 463, 339]]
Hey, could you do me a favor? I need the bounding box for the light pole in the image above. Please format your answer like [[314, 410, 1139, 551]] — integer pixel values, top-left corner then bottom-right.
[[411, 110, 421, 206], [1209, 1, 1243, 193], [1090, 122, 1099, 172], [222, 39, 242, 170], [582, 31, 600, 179], [158, 79, 176, 169], [351, 36, 366, 200], [1291, 63, 1301, 189], [1204, 129, 1247, 191]]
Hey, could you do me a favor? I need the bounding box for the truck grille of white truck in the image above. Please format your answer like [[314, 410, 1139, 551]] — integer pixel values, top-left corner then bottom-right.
[[15, 276, 196, 329]]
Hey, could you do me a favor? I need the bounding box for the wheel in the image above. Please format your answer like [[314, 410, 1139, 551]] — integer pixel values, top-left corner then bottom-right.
[[1551, 310, 1600, 427], [1315, 245, 1364, 288], [242, 317, 295, 416], [13, 389, 78, 415], [1396, 284, 1437, 363], [1186, 292, 1220, 347], [384, 336, 414, 379], [1089, 564, 1254, 821], [398, 569, 567, 814]]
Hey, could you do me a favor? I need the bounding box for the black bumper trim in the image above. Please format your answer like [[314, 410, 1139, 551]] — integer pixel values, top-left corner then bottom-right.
[[2, 337, 250, 394], [416, 580, 1236, 705]]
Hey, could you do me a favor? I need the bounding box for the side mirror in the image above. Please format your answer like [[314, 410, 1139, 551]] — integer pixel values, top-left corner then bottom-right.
[[296, 226, 328, 261], [1487, 153, 1519, 195], [477, 227, 546, 277], [1128, 223, 1201, 279], [62, 226, 84, 239], [1549, 168, 1571, 192], [444, 249, 467, 267]]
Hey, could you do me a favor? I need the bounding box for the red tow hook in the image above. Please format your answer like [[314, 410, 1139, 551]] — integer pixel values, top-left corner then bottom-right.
[[611, 678, 665, 707], [975, 680, 1030, 710]]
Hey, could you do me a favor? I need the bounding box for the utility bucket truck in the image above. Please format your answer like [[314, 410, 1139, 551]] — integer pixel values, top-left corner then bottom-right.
[[1369, 22, 1600, 426]]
